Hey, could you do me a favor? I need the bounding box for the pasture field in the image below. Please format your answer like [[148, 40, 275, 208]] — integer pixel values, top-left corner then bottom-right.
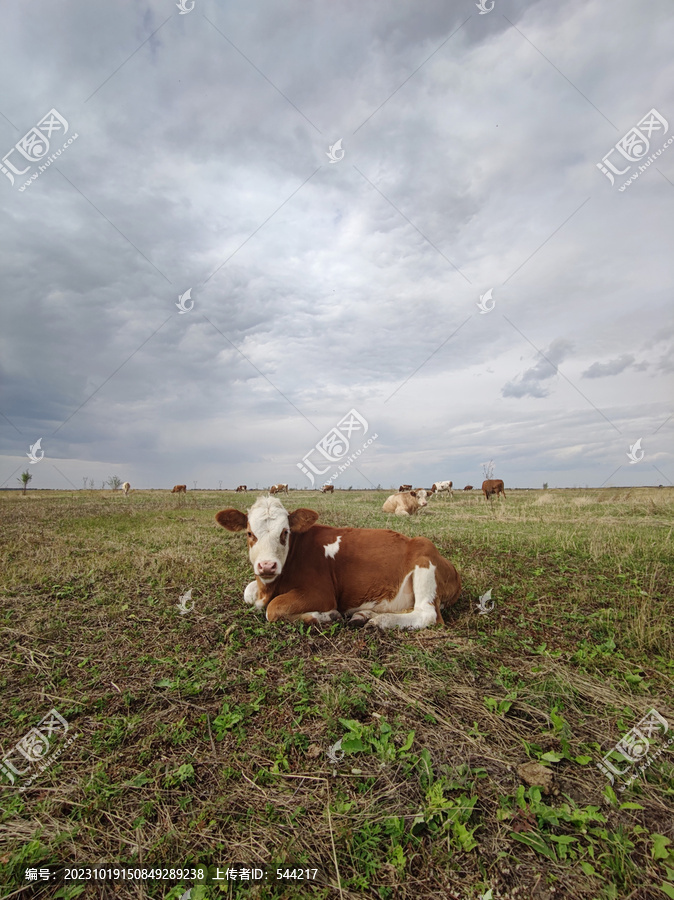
[[1, 487, 673, 900]]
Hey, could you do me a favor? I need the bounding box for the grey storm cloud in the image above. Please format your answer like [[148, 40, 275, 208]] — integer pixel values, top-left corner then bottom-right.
[[0, 0, 672, 490], [502, 339, 574, 400], [582, 354, 635, 378]]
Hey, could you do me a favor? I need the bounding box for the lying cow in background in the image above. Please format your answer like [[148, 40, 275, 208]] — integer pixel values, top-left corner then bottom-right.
[[382, 490, 428, 516], [171, 485, 187, 493], [216, 496, 461, 630], [482, 479, 506, 500], [235, 485, 248, 492], [321, 485, 335, 493]]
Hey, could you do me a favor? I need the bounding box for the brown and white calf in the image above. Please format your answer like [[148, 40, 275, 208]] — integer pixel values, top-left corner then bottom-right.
[[482, 479, 506, 500], [171, 484, 187, 493], [382, 490, 429, 516], [399, 484, 413, 492], [270, 483, 289, 495], [321, 484, 335, 493], [235, 485, 248, 493], [216, 496, 460, 630], [432, 480, 453, 495], [122, 482, 131, 495]]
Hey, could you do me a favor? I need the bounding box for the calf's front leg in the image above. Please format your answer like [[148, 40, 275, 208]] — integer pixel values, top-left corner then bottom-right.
[[266, 590, 342, 626]]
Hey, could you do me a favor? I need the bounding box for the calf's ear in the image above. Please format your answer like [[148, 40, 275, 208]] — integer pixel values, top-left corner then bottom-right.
[[410, 491, 417, 497], [288, 508, 319, 533], [215, 509, 248, 532]]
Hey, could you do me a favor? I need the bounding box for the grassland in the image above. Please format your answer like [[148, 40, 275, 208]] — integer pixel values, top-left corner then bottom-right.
[[1, 487, 673, 900]]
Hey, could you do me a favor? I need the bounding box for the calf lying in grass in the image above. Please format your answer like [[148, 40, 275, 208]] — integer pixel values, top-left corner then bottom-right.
[[216, 496, 461, 630]]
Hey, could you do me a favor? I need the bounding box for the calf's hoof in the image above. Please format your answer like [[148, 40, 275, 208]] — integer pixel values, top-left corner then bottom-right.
[[348, 610, 375, 628]]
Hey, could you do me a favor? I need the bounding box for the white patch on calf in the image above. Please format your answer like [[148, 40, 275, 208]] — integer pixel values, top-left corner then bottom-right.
[[244, 580, 264, 608], [349, 571, 414, 616], [323, 535, 342, 558], [365, 563, 438, 630]]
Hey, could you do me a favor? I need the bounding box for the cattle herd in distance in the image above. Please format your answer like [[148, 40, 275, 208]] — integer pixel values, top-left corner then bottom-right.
[[121, 478, 505, 510]]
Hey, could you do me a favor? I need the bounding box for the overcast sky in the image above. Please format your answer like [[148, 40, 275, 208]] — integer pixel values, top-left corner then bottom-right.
[[1, 0, 672, 491]]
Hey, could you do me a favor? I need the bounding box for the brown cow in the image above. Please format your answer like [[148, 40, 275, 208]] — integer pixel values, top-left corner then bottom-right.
[[235, 485, 248, 492], [216, 496, 461, 630], [171, 485, 187, 493], [482, 479, 505, 500], [383, 490, 428, 516], [399, 484, 413, 493], [321, 485, 335, 493], [464, 485, 473, 491], [270, 484, 289, 495]]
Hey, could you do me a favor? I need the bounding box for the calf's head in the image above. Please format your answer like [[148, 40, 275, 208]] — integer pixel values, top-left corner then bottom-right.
[[216, 496, 318, 582]]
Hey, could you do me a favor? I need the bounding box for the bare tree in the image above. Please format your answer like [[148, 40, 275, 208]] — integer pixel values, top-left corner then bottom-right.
[[18, 470, 32, 495], [482, 459, 495, 480], [83, 477, 88, 489], [106, 475, 123, 491], [193, 481, 197, 491]]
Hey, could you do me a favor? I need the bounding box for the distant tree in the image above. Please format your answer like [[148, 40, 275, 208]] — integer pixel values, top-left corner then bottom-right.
[[218, 480, 222, 491], [18, 469, 32, 495], [543, 482, 548, 490], [106, 475, 123, 491], [482, 460, 495, 480], [83, 477, 88, 489], [89, 479, 95, 489], [193, 481, 197, 491]]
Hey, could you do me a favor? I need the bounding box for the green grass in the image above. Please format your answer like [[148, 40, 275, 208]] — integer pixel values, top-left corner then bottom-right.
[[0, 487, 673, 898]]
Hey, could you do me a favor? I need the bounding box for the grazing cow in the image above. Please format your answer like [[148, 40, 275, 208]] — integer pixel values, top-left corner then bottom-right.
[[383, 490, 428, 516], [216, 496, 461, 630], [399, 484, 413, 493], [482, 479, 506, 500], [236, 485, 248, 493], [321, 485, 335, 493], [171, 485, 187, 494], [432, 481, 453, 496], [464, 485, 473, 491], [122, 482, 131, 496], [270, 483, 289, 495]]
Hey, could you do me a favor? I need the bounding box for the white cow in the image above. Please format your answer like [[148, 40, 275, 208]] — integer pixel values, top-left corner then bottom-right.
[[432, 480, 453, 497], [122, 482, 131, 495], [382, 490, 428, 516]]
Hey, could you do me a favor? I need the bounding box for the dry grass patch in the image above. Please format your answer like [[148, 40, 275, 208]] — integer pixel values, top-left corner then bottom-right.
[[0, 488, 673, 899]]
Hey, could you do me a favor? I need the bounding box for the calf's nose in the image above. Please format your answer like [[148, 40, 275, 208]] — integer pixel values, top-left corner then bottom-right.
[[257, 560, 278, 577]]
